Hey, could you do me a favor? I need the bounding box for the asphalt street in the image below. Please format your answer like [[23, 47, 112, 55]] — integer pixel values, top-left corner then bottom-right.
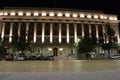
[[0, 71, 120, 80]]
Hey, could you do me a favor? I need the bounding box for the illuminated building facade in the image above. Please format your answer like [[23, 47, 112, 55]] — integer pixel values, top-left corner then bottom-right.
[[0, 7, 119, 59]]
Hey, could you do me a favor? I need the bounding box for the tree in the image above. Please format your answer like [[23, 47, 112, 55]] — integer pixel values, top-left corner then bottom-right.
[[75, 36, 97, 59], [101, 24, 116, 58], [11, 28, 31, 54], [11, 32, 19, 51], [0, 36, 7, 59]]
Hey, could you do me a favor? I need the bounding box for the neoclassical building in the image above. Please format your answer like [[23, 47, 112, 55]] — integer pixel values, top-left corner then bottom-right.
[[0, 7, 119, 59]]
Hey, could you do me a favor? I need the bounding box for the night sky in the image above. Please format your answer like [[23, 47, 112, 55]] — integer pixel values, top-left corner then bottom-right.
[[0, 0, 120, 18]]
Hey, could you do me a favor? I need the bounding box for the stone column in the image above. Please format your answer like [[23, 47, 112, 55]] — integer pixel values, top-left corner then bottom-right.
[[96, 25, 99, 39], [102, 24, 106, 43], [42, 23, 45, 43], [1, 23, 5, 41], [9, 23, 13, 43], [102, 24, 105, 34], [50, 23, 53, 43], [34, 23, 37, 43], [89, 24, 91, 37], [26, 23, 29, 42], [74, 24, 77, 43], [81, 24, 84, 38], [18, 23, 21, 37], [59, 24, 62, 43], [66, 24, 69, 43]]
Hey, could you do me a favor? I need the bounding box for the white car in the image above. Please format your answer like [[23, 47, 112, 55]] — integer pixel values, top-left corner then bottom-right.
[[110, 55, 120, 59], [16, 55, 25, 61]]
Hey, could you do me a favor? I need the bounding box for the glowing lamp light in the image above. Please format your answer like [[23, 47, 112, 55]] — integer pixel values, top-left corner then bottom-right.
[[80, 14, 85, 18], [41, 12, 47, 16], [65, 13, 70, 17], [48, 48, 52, 51], [0, 12, 3, 15], [114, 17, 117, 20], [49, 12, 54, 16], [59, 48, 63, 51], [109, 17, 113, 20], [87, 15, 91, 18], [34, 12, 39, 16], [57, 13, 62, 17], [18, 12, 23, 16], [94, 15, 98, 18], [104, 16, 107, 19], [26, 12, 31, 16], [4, 12, 8, 16], [100, 15, 104, 19], [73, 14, 77, 17], [10, 12, 15, 16]]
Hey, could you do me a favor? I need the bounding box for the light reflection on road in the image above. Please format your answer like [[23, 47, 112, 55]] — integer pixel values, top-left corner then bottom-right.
[[0, 60, 120, 72]]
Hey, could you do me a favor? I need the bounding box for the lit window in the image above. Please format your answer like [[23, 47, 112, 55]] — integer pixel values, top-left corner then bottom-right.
[[41, 12, 47, 16], [18, 12, 23, 16], [34, 12, 39, 16], [87, 15, 91, 18], [49, 12, 54, 16], [100, 15, 104, 19], [65, 13, 70, 17], [57, 13, 62, 17], [10, 12, 15, 16], [80, 13, 85, 18], [114, 17, 117, 20], [94, 15, 98, 18], [26, 12, 31, 16], [4, 12, 8, 16], [0, 12, 3, 15], [109, 17, 113, 20], [73, 13, 77, 17]]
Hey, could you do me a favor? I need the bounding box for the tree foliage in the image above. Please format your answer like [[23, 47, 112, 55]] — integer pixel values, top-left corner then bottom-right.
[[101, 24, 117, 58], [0, 37, 7, 59], [76, 36, 97, 59]]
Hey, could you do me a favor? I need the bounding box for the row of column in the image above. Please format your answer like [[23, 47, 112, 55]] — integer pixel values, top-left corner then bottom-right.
[[0, 22, 105, 43]]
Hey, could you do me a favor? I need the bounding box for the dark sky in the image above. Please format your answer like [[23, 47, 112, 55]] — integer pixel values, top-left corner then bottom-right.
[[0, 0, 120, 18]]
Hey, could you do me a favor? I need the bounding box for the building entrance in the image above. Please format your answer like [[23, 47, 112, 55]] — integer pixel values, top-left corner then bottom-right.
[[53, 47, 58, 56]]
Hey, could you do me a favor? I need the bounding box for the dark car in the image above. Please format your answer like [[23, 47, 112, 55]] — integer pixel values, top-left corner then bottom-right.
[[5, 54, 14, 61], [47, 56, 54, 60], [37, 56, 45, 60], [37, 56, 54, 60], [28, 56, 36, 60]]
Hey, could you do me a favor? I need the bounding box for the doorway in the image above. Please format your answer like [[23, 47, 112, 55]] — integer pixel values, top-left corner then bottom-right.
[[53, 47, 58, 56]]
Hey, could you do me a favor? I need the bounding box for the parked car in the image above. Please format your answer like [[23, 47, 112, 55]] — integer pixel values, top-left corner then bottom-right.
[[37, 56, 54, 60], [28, 56, 36, 60], [16, 55, 27, 61], [47, 56, 54, 60], [110, 54, 120, 59], [36, 56, 45, 60], [5, 54, 14, 61]]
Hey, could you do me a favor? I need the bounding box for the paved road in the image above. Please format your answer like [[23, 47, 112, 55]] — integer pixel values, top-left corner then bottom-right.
[[0, 71, 120, 80], [0, 60, 120, 72], [0, 60, 120, 80]]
